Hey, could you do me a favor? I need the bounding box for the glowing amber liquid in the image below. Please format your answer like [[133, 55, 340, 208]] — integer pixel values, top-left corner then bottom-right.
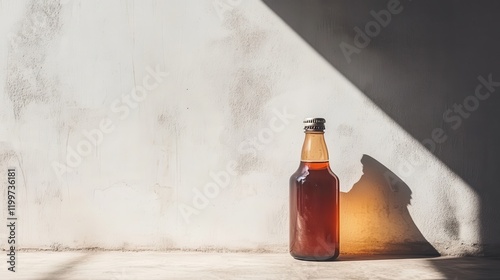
[[290, 161, 340, 261]]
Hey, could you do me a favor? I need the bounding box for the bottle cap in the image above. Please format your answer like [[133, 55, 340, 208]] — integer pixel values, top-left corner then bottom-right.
[[303, 118, 326, 131]]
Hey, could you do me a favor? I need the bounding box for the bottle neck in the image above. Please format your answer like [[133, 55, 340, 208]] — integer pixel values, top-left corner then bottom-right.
[[301, 131, 329, 162]]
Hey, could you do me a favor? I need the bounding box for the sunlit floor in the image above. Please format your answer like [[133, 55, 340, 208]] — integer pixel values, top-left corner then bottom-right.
[[2, 251, 500, 280]]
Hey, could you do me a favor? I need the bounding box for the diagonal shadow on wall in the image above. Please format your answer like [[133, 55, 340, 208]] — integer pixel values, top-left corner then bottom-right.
[[263, 0, 500, 255]]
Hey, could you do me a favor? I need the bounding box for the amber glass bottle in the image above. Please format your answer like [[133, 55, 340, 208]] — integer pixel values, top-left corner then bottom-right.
[[290, 118, 340, 261]]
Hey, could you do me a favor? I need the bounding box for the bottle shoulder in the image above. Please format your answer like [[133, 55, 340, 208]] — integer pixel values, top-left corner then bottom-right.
[[327, 167, 339, 181], [289, 165, 304, 181], [290, 162, 339, 182]]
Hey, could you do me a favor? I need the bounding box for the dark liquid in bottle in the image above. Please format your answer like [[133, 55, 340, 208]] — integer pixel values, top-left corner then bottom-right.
[[290, 161, 339, 261]]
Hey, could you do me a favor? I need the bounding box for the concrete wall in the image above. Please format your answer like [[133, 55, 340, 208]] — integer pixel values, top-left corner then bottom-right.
[[0, 0, 497, 256]]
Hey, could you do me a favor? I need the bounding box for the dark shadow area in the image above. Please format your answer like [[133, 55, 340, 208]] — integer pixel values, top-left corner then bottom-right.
[[263, 0, 500, 254], [37, 252, 93, 280], [427, 257, 500, 279], [340, 155, 439, 257]]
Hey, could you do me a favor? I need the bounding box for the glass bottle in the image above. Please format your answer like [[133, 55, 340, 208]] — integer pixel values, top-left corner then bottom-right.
[[289, 118, 340, 261]]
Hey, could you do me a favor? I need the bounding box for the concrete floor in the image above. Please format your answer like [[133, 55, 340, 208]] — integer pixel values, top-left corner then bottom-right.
[[1, 252, 499, 280]]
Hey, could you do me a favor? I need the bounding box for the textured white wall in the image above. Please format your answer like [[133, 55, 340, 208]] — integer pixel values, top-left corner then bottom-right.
[[0, 0, 481, 255]]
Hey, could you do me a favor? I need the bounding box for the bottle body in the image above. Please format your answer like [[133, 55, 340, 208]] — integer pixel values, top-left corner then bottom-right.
[[289, 125, 340, 261]]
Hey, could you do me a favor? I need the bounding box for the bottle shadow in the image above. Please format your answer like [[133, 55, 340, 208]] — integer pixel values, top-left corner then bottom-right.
[[338, 155, 440, 261]]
